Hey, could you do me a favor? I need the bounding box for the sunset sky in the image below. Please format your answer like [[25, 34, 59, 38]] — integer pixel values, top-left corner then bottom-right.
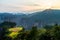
[[0, 0, 60, 13]]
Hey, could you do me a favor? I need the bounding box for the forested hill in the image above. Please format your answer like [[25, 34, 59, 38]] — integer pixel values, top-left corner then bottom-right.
[[0, 9, 60, 29]]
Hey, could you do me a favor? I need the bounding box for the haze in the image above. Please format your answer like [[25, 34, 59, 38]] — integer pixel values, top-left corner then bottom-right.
[[0, 0, 60, 13]]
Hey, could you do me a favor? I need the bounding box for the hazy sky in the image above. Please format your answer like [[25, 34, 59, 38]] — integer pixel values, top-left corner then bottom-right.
[[0, 0, 60, 13]]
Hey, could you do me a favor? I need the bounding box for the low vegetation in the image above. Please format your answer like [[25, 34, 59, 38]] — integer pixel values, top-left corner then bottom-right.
[[0, 21, 60, 40]]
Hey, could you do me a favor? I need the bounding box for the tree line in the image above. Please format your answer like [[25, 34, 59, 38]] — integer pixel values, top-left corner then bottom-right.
[[0, 21, 60, 40]]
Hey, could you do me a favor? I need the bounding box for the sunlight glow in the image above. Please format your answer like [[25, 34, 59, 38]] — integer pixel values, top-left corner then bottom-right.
[[8, 27, 23, 38], [0, 0, 60, 13]]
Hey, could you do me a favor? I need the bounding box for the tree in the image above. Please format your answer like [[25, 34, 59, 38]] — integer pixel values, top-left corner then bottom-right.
[[0, 21, 16, 40], [28, 26, 38, 40], [0, 21, 16, 28], [50, 25, 60, 40]]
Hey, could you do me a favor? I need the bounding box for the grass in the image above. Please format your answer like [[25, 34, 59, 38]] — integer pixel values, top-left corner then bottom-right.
[[7, 27, 23, 38]]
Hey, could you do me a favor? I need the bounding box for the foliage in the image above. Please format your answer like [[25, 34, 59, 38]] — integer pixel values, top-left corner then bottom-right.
[[0, 22, 60, 40], [7, 27, 23, 39]]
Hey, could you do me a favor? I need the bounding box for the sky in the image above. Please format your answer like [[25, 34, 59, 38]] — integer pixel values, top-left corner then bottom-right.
[[0, 0, 60, 13]]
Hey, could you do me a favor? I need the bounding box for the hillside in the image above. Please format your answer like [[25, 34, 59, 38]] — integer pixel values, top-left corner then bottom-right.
[[0, 9, 60, 29]]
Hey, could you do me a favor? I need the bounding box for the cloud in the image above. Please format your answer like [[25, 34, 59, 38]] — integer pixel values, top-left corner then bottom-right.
[[0, 0, 60, 13], [0, 4, 41, 12]]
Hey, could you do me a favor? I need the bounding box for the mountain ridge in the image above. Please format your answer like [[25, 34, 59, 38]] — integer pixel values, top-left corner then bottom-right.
[[0, 9, 60, 29]]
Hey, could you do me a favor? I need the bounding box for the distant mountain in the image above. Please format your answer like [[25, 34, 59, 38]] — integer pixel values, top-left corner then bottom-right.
[[29, 9, 60, 26], [0, 9, 60, 29]]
